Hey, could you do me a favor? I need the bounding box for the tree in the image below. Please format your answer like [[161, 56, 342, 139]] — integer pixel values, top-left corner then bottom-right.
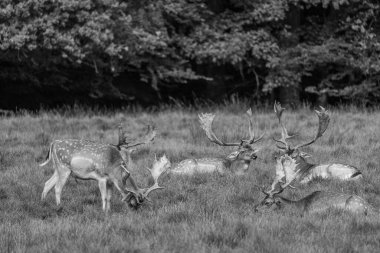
[[264, 0, 380, 105], [0, 0, 379, 106]]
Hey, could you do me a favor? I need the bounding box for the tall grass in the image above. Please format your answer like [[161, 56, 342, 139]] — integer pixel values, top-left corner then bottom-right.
[[1, 104, 380, 252]]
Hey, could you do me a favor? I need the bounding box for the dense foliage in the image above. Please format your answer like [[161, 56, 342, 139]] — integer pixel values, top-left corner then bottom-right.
[[0, 0, 379, 106]]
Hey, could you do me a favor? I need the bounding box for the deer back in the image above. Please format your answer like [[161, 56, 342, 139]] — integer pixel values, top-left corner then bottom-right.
[[171, 151, 255, 175], [300, 164, 362, 184], [258, 191, 375, 215], [53, 139, 124, 170], [171, 157, 226, 175], [284, 191, 373, 214]]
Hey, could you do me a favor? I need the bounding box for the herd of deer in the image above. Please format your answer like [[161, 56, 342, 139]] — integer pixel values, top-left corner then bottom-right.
[[39, 102, 376, 215]]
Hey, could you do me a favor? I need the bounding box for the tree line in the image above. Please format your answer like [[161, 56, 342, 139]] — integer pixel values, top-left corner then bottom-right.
[[0, 0, 379, 109]]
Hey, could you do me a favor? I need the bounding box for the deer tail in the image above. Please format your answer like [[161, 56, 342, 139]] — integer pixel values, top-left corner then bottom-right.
[[39, 142, 54, 167]]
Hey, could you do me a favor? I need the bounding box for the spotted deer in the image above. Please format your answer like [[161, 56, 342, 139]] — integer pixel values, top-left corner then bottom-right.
[[255, 188, 376, 215], [268, 102, 361, 193], [39, 125, 171, 213], [256, 161, 374, 214], [171, 109, 264, 175]]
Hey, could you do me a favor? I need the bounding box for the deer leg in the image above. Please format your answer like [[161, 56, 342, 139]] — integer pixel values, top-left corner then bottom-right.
[[42, 146, 60, 201], [106, 184, 112, 213], [54, 167, 71, 206], [110, 176, 127, 199], [41, 171, 59, 200], [98, 178, 108, 212]]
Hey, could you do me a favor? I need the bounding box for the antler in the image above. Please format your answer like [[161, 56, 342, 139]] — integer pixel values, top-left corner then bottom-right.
[[293, 106, 330, 150], [265, 105, 330, 199], [118, 125, 156, 148], [263, 186, 284, 197], [245, 108, 265, 144], [267, 172, 299, 196], [265, 155, 302, 197], [142, 154, 170, 198], [273, 102, 293, 151], [198, 113, 241, 146], [280, 159, 302, 189]]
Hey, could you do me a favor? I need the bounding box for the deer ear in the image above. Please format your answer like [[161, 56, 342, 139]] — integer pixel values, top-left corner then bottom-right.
[[299, 151, 311, 158], [227, 150, 240, 159], [252, 148, 261, 153]]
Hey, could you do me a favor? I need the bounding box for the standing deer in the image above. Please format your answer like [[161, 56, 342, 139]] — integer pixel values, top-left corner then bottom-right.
[[269, 102, 361, 193], [39, 125, 171, 213], [255, 187, 376, 215], [171, 109, 264, 175]]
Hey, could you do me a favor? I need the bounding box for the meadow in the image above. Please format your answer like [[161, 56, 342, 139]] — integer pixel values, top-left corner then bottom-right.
[[1, 103, 380, 253]]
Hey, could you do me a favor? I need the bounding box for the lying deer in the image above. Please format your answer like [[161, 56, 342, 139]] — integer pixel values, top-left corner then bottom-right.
[[39, 125, 170, 213], [255, 186, 376, 215], [256, 106, 370, 214], [171, 109, 264, 175], [269, 102, 361, 192]]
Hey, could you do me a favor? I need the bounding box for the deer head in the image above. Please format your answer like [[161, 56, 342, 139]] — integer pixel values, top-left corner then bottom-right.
[[198, 109, 264, 164], [267, 102, 330, 194], [124, 154, 171, 209], [254, 186, 287, 212], [273, 101, 329, 157]]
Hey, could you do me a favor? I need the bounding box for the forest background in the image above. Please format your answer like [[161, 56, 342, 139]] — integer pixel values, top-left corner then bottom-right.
[[1, 0, 380, 109]]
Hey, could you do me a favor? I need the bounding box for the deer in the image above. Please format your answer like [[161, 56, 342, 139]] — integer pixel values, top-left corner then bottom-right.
[[171, 109, 264, 175], [268, 102, 361, 193], [254, 103, 369, 214], [39, 125, 171, 213], [255, 187, 377, 215]]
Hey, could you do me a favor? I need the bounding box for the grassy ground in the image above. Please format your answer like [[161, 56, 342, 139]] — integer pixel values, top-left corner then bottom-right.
[[1, 104, 380, 253]]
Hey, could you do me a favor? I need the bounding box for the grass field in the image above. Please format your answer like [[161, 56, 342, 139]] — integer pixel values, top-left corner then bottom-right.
[[1, 104, 380, 253]]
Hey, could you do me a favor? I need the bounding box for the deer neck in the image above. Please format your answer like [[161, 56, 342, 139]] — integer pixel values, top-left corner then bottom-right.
[[295, 157, 316, 178], [221, 158, 232, 169], [278, 196, 305, 211], [119, 149, 134, 166], [224, 158, 250, 174], [280, 191, 322, 212]]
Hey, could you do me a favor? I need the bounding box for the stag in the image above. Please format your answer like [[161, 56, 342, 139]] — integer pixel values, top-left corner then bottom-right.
[[255, 187, 376, 215], [171, 109, 264, 175], [269, 102, 361, 192], [39, 125, 170, 213]]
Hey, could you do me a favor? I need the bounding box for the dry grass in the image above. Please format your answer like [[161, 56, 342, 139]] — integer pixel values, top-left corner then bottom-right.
[[1, 105, 380, 252]]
